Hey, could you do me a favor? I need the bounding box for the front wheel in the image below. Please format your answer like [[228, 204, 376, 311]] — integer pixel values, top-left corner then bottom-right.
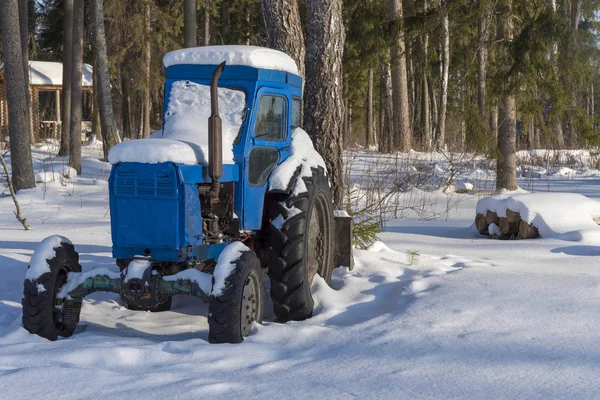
[[22, 237, 83, 341], [208, 243, 263, 344]]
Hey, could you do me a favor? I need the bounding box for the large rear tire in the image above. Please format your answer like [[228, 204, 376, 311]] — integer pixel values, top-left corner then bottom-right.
[[208, 249, 263, 344], [267, 166, 334, 322], [22, 241, 83, 341]]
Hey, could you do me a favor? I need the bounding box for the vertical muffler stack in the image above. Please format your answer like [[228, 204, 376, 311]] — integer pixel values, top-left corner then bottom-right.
[[208, 61, 226, 203]]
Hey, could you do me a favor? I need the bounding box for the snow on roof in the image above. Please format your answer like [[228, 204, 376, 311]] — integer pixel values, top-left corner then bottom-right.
[[163, 45, 299, 75], [28, 61, 93, 87]]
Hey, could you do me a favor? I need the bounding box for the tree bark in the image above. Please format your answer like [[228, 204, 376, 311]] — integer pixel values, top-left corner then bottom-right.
[[477, 16, 487, 121], [60, 0, 73, 156], [436, 0, 449, 151], [69, 0, 84, 174], [548, 0, 565, 148], [304, 0, 345, 207], [0, 0, 35, 191], [380, 61, 394, 153], [19, 0, 34, 144], [92, 0, 120, 161], [184, 0, 197, 48], [261, 0, 305, 79], [122, 69, 133, 139], [203, 0, 210, 46], [496, 0, 517, 191], [389, 0, 411, 152], [142, 2, 151, 138], [366, 69, 374, 149]]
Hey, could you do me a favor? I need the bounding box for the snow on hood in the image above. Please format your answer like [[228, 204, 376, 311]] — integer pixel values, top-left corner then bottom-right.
[[163, 45, 299, 75], [108, 81, 245, 166]]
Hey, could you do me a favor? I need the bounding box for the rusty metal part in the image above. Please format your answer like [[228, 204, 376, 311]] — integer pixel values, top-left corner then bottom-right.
[[208, 61, 226, 204], [65, 267, 211, 307]]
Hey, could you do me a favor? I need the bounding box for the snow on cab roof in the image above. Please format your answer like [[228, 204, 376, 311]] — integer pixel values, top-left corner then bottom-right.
[[163, 45, 299, 75], [26, 61, 93, 87]]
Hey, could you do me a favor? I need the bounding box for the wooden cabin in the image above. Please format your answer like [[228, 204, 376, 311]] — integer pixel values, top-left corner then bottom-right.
[[0, 61, 94, 140]]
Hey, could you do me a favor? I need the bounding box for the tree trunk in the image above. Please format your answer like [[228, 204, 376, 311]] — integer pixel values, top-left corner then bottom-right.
[[142, 2, 151, 138], [203, 0, 210, 46], [19, 0, 34, 144], [68, 0, 84, 174], [436, 0, 449, 151], [421, 73, 430, 151], [496, 0, 517, 191], [477, 16, 487, 121], [261, 0, 305, 79], [548, 0, 564, 148], [122, 70, 133, 139], [220, 1, 230, 44], [304, 0, 345, 207], [389, 0, 411, 152], [380, 61, 394, 153], [366, 69, 374, 149], [184, 0, 197, 48], [0, 0, 35, 191], [570, 0, 580, 30], [92, 0, 120, 161], [59, 0, 73, 156]]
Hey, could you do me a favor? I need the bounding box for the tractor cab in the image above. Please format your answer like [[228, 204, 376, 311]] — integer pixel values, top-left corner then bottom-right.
[[107, 46, 303, 263]]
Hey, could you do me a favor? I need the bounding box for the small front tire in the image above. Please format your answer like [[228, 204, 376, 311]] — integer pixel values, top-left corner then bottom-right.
[[22, 240, 83, 341], [208, 247, 263, 344]]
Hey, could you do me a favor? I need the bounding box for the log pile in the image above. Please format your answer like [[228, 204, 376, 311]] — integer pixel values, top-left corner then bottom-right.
[[476, 208, 540, 240]]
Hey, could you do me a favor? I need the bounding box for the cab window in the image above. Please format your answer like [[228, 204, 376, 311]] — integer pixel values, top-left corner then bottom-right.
[[254, 95, 287, 141]]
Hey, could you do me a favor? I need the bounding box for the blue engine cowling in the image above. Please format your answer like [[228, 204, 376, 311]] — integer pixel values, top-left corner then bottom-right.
[[110, 162, 202, 262]]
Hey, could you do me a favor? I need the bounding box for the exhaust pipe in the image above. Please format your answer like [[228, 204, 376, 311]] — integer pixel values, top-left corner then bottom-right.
[[208, 61, 226, 202]]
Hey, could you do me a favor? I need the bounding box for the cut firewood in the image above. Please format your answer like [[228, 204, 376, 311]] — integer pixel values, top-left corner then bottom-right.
[[506, 209, 521, 223], [519, 220, 539, 239], [485, 210, 499, 225], [475, 213, 488, 234], [499, 217, 519, 235]]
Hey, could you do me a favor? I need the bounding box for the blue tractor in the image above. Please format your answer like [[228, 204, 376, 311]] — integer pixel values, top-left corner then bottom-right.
[[22, 46, 353, 343]]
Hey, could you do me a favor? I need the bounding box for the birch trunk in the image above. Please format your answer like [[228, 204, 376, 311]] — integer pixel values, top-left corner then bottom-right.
[[436, 0, 449, 151], [389, 0, 411, 152]]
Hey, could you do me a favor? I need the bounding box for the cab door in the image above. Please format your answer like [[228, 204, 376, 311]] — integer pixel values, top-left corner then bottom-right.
[[241, 87, 292, 230]]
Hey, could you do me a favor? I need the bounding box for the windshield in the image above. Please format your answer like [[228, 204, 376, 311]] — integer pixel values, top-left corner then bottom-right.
[[161, 80, 246, 164]]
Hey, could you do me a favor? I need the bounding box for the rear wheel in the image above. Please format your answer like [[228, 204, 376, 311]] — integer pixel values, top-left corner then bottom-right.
[[22, 241, 83, 341], [208, 248, 263, 344], [267, 166, 334, 322]]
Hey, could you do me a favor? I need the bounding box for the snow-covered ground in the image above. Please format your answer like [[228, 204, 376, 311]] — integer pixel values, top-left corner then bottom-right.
[[2, 144, 600, 399]]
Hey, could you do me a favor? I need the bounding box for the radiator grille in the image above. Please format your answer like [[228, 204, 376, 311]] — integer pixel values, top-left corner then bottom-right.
[[115, 169, 177, 198]]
